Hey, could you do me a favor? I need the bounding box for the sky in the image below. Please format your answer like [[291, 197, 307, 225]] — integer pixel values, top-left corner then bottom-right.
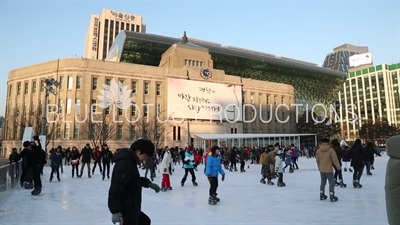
[[0, 0, 399, 116]]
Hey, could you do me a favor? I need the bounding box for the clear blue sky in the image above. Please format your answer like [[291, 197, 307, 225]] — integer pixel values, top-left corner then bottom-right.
[[1, 0, 399, 116]]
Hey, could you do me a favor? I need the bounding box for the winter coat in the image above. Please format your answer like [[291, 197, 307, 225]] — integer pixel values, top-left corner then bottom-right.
[[316, 143, 341, 173], [100, 149, 113, 164], [239, 149, 247, 161], [159, 151, 174, 174], [144, 156, 154, 170], [350, 144, 364, 168], [285, 154, 292, 165], [333, 145, 343, 166], [363, 146, 375, 163], [194, 152, 202, 164], [259, 152, 267, 164], [70, 151, 80, 165], [205, 154, 225, 177], [183, 151, 195, 169], [50, 152, 63, 168], [229, 150, 237, 163], [275, 155, 283, 173], [384, 135, 400, 225], [108, 149, 152, 218], [342, 149, 351, 162], [80, 147, 93, 163], [9, 152, 20, 163], [293, 148, 299, 157], [262, 151, 276, 166], [93, 149, 101, 161]]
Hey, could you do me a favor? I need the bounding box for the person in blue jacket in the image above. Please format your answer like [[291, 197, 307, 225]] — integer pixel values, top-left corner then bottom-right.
[[205, 146, 226, 205], [180, 146, 198, 187]]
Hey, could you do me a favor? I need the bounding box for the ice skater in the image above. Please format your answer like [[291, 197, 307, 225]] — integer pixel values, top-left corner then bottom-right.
[[275, 150, 285, 187], [205, 146, 225, 205], [160, 148, 174, 191], [181, 146, 198, 187]]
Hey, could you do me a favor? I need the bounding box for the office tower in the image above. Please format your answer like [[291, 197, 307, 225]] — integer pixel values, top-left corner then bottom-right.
[[323, 43, 369, 73], [84, 8, 146, 60]]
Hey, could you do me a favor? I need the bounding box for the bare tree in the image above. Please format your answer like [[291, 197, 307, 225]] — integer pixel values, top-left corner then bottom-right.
[[133, 112, 172, 149], [83, 111, 119, 147]]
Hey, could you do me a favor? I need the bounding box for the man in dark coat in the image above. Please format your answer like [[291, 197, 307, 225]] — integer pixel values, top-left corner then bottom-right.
[[79, 143, 93, 178], [332, 139, 346, 187], [108, 139, 161, 225], [363, 142, 375, 176], [350, 139, 364, 188]]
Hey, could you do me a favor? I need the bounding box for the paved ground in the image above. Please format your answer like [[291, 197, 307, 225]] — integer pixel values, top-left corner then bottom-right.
[[0, 158, 9, 166]]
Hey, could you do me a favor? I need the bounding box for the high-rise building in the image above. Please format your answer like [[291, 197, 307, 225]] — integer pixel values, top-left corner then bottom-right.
[[84, 8, 146, 60], [323, 44, 369, 73], [338, 63, 400, 140]]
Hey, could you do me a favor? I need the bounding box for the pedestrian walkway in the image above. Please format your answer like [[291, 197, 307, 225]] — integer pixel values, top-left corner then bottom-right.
[[0, 156, 389, 225]]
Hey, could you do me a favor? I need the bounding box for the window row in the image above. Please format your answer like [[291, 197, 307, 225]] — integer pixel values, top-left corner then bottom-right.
[[184, 59, 203, 67], [243, 92, 293, 105]]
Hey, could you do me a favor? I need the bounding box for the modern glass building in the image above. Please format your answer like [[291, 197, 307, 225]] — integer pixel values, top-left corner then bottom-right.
[[338, 63, 400, 140], [106, 31, 346, 106], [323, 43, 369, 73]]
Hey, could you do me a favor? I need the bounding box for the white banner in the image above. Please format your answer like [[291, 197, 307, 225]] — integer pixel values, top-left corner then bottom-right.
[[167, 78, 243, 121], [349, 52, 373, 68]]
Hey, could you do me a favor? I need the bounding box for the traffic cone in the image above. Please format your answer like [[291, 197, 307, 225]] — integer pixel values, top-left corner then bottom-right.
[[247, 164, 250, 169]]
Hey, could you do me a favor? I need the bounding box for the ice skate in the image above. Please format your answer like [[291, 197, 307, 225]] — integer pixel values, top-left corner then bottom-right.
[[344, 168, 347, 172], [367, 172, 373, 176], [349, 168, 353, 172], [289, 168, 294, 173], [277, 182, 285, 187], [161, 187, 167, 192], [31, 187, 42, 196], [181, 182, 184, 187], [355, 180, 362, 188], [208, 195, 217, 205], [214, 194, 220, 202], [371, 165, 375, 170], [260, 178, 266, 184], [267, 179, 274, 185], [334, 179, 340, 186], [330, 192, 338, 202], [320, 192, 327, 200], [167, 187, 173, 190], [339, 180, 346, 188], [192, 181, 198, 186]]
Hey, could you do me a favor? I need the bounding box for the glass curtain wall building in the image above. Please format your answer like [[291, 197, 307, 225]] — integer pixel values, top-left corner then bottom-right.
[[338, 63, 400, 140], [323, 44, 369, 73], [106, 31, 346, 106]]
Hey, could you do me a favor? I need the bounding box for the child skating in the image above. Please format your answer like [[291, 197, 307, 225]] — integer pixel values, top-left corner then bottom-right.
[[275, 150, 285, 187], [160, 149, 174, 191], [205, 146, 225, 205]]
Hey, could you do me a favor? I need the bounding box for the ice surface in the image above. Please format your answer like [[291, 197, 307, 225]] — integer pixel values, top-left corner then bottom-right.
[[0, 155, 389, 225]]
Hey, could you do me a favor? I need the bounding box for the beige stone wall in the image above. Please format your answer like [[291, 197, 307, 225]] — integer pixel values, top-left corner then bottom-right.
[[4, 43, 295, 155]]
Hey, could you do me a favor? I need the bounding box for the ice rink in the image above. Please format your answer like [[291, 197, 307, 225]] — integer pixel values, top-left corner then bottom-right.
[[0, 155, 389, 225]]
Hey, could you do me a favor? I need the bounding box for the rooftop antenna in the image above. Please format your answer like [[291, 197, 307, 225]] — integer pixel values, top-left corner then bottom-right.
[[181, 31, 188, 44], [74, 54, 79, 58]]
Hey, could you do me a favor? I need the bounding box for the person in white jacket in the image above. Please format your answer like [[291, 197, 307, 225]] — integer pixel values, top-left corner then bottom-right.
[[160, 149, 174, 191], [275, 150, 286, 187]]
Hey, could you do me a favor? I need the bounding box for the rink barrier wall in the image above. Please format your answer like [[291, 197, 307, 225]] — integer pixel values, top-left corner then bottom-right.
[[0, 162, 22, 192]]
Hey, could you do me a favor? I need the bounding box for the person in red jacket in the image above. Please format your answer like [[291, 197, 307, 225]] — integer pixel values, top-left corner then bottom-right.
[[92, 146, 102, 175], [194, 150, 201, 171]]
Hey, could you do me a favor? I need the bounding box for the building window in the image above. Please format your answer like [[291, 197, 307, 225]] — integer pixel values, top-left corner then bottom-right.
[[23, 103, 27, 116], [32, 81, 36, 93], [281, 96, 284, 104], [104, 78, 111, 86], [24, 83, 28, 95], [267, 95, 270, 104], [66, 98, 72, 114], [157, 104, 161, 117], [31, 102, 35, 114], [75, 98, 81, 114], [173, 126, 181, 141], [73, 124, 80, 139], [59, 77, 64, 89], [118, 108, 123, 116], [40, 80, 45, 92], [130, 125, 135, 139], [144, 82, 149, 95], [117, 125, 123, 140], [250, 93, 254, 104], [156, 126, 161, 139], [17, 83, 21, 95], [156, 83, 161, 95], [105, 107, 110, 115], [143, 104, 148, 117], [131, 104, 136, 116], [177, 126, 181, 141], [90, 125, 95, 139], [119, 79, 124, 85], [92, 99, 97, 112], [56, 124, 61, 139], [58, 99, 63, 114], [92, 77, 98, 90], [39, 101, 43, 114], [173, 126, 176, 140], [67, 76, 73, 89], [76, 76, 82, 89], [131, 81, 137, 93], [64, 124, 70, 139]]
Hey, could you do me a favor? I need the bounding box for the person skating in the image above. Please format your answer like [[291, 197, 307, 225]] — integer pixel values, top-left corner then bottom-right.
[[181, 146, 198, 187], [316, 138, 341, 202], [260, 143, 279, 185], [332, 139, 346, 188], [108, 139, 161, 225], [19, 141, 33, 189], [239, 148, 247, 173], [79, 143, 93, 178], [384, 135, 400, 225], [49, 146, 63, 182], [160, 148, 174, 191], [92, 146, 102, 175], [363, 142, 375, 176], [350, 139, 364, 188], [205, 146, 225, 205], [275, 150, 285, 187], [342, 146, 352, 172], [70, 147, 80, 178], [100, 144, 113, 180]]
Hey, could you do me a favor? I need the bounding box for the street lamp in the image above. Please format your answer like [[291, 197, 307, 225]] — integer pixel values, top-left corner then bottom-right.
[[41, 78, 60, 135]]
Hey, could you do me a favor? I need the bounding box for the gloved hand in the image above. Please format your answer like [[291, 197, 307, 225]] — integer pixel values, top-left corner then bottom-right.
[[207, 176, 212, 181], [164, 168, 167, 172], [149, 183, 161, 193], [111, 212, 122, 224], [221, 175, 225, 181]]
